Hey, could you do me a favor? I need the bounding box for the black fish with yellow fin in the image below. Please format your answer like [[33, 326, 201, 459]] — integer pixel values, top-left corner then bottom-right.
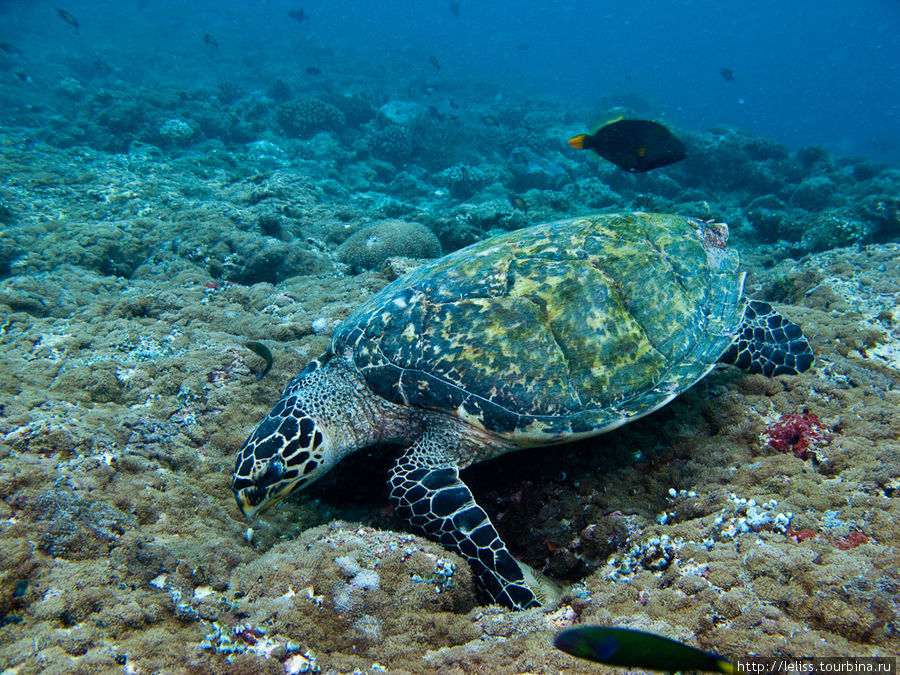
[[56, 8, 80, 33], [568, 118, 686, 172], [554, 626, 733, 673]]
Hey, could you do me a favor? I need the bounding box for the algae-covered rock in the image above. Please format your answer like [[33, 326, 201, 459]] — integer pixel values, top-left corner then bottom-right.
[[791, 175, 836, 211], [5, 218, 168, 278], [224, 522, 476, 662], [337, 219, 440, 272], [221, 238, 333, 284], [27, 490, 136, 559], [0, 539, 38, 623], [799, 211, 874, 251], [859, 194, 900, 239]]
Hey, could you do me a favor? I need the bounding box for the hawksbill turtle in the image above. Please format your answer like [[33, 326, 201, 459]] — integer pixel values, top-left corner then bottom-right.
[[231, 212, 813, 610]]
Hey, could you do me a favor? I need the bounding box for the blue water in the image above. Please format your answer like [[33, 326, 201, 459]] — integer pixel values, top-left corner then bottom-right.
[[2, 0, 898, 161]]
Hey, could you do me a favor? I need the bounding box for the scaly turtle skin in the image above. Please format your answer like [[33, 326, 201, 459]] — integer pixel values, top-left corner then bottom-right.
[[231, 212, 814, 610]]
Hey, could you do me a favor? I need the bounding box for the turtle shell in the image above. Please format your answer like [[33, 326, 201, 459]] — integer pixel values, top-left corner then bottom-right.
[[330, 213, 745, 442]]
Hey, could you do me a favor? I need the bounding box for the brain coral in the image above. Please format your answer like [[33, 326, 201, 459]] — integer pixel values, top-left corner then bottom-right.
[[337, 220, 441, 272], [371, 125, 414, 164], [276, 98, 346, 137]]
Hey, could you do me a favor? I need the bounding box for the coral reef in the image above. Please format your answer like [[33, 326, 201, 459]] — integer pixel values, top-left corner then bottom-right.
[[326, 93, 376, 127], [437, 164, 491, 198], [0, 33, 898, 670], [158, 118, 195, 146], [369, 124, 415, 164], [337, 219, 441, 271], [377, 100, 428, 126], [508, 146, 570, 191], [216, 80, 246, 105], [277, 98, 346, 138]]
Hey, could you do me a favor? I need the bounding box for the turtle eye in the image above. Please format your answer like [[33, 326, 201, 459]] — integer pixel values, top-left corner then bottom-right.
[[257, 457, 284, 488]]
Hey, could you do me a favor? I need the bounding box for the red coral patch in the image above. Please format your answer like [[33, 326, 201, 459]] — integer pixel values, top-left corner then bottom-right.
[[763, 412, 834, 460], [834, 530, 869, 550], [786, 526, 818, 543]]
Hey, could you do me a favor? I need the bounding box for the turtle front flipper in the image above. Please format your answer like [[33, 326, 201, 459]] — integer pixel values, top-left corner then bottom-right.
[[720, 299, 814, 376], [389, 434, 559, 610]]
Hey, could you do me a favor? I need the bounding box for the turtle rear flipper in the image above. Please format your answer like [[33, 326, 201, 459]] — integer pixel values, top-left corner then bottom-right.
[[389, 432, 551, 610], [720, 299, 814, 376]]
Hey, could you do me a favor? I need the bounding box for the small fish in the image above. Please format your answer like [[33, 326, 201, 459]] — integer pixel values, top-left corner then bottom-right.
[[429, 55, 441, 70], [56, 8, 80, 33], [568, 118, 686, 173], [305, 66, 322, 76], [449, 99, 459, 109], [245, 342, 273, 381], [0, 42, 23, 56], [449, 1, 460, 18], [517, 43, 530, 51], [14, 70, 32, 84], [480, 112, 499, 126], [288, 8, 309, 23], [508, 194, 528, 215], [203, 33, 219, 49], [93, 58, 113, 75], [719, 67, 736, 82], [554, 626, 733, 673]]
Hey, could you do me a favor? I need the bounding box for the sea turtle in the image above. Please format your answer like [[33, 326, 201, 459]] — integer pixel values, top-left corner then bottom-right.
[[231, 212, 814, 610]]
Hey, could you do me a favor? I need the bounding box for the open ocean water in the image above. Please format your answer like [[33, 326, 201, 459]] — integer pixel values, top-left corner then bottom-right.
[[0, 1, 899, 673]]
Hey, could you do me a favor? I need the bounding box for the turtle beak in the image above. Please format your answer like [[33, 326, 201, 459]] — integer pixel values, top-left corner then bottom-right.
[[232, 448, 289, 520], [233, 479, 293, 521], [234, 489, 257, 520]]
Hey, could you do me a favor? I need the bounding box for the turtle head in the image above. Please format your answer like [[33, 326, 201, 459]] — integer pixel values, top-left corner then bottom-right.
[[231, 359, 342, 520]]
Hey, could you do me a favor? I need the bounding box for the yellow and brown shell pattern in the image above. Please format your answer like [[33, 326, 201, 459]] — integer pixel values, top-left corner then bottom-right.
[[330, 213, 745, 443]]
